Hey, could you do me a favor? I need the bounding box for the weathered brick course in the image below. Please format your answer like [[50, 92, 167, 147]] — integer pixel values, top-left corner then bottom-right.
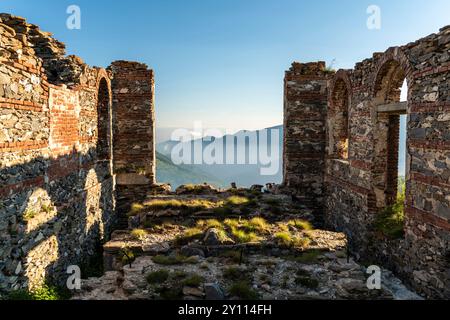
[[0, 14, 156, 291], [284, 26, 450, 298]]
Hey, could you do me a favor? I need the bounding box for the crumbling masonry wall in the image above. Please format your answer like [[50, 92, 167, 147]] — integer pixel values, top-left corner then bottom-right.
[[109, 61, 156, 227], [0, 14, 156, 291], [284, 26, 450, 298], [283, 62, 332, 216]]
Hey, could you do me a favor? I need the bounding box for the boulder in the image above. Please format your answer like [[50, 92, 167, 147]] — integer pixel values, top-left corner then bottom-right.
[[183, 286, 204, 298]]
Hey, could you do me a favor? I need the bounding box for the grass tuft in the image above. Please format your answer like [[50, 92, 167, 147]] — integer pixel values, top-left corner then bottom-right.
[[374, 188, 405, 239], [8, 284, 67, 301], [182, 275, 204, 287], [223, 266, 247, 281], [146, 270, 170, 284], [231, 228, 260, 243], [152, 254, 198, 265], [196, 219, 223, 230], [128, 203, 145, 217], [228, 281, 259, 300], [287, 219, 313, 231], [274, 231, 311, 248], [226, 196, 250, 206], [295, 276, 319, 289], [287, 249, 325, 264], [131, 229, 148, 240], [241, 217, 269, 234], [219, 250, 242, 263], [274, 232, 292, 246], [175, 228, 204, 245]]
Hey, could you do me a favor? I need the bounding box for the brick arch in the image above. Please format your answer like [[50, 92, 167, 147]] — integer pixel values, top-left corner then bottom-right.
[[96, 70, 113, 163], [96, 69, 112, 101], [371, 47, 414, 103], [370, 47, 412, 210], [330, 69, 353, 107], [328, 70, 352, 159]]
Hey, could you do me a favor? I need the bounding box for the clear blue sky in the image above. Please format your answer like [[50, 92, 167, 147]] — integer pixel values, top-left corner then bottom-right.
[[2, 0, 449, 134]]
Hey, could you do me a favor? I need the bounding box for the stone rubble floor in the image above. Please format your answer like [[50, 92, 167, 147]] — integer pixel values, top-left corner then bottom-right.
[[72, 186, 422, 301]]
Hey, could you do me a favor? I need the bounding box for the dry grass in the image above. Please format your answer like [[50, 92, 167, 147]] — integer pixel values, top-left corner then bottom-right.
[[231, 227, 260, 243], [196, 219, 224, 230], [175, 227, 204, 245], [241, 217, 269, 233], [131, 229, 148, 240], [127, 203, 145, 217], [287, 219, 313, 231], [274, 231, 310, 248], [226, 196, 250, 206]]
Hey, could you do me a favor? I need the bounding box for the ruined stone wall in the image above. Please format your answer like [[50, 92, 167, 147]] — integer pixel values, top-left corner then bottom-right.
[[284, 26, 450, 298], [0, 14, 117, 291], [109, 61, 156, 227], [283, 62, 332, 217]]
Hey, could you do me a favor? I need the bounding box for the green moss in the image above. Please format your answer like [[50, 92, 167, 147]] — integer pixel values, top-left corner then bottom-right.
[[182, 275, 204, 287], [228, 281, 259, 300], [146, 270, 170, 284]]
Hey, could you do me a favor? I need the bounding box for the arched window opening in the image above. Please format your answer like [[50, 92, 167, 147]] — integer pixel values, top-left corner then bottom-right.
[[330, 79, 349, 160], [373, 60, 408, 238], [97, 78, 111, 161]]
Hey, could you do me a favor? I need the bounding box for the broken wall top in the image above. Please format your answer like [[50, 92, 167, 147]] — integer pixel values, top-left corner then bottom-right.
[[0, 13, 98, 87]]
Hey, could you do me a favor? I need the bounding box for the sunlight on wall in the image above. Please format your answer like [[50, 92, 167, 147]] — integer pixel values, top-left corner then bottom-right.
[[84, 168, 105, 238], [24, 188, 57, 234], [25, 235, 59, 290]]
